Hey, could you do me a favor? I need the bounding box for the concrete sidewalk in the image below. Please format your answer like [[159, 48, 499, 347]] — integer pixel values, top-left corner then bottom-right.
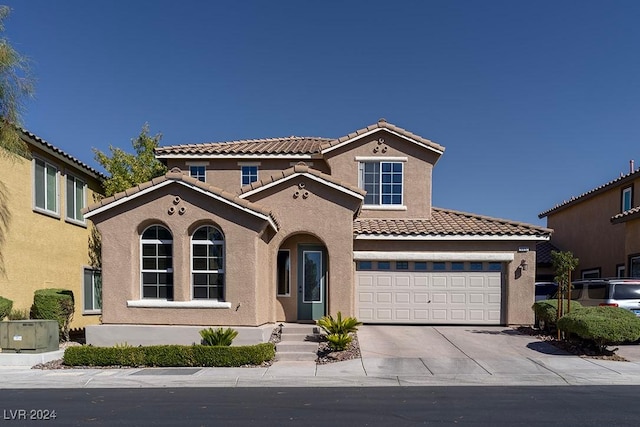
[[2, 326, 640, 388]]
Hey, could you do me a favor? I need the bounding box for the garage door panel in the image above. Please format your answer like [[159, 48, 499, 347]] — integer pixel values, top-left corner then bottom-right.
[[356, 268, 502, 325]]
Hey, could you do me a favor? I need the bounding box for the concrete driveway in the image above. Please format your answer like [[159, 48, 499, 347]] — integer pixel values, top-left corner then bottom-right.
[[353, 325, 640, 383]]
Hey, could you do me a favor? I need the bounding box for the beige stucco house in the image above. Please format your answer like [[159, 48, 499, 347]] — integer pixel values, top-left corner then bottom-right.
[[84, 120, 550, 343], [540, 161, 640, 279], [0, 129, 104, 329]]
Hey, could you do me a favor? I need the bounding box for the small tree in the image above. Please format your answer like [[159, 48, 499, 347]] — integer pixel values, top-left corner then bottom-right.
[[93, 123, 167, 197], [551, 250, 579, 339]]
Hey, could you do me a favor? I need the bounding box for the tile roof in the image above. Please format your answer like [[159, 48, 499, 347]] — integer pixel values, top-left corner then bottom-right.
[[155, 136, 331, 157], [319, 119, 445, 154], [539, 168, 640, 218], [611, 205, 640, 224], [19, 127, 107, 180], [83, 168, 277, 230], [239, 162, 366, 199], [535, 241, 559, 264], [354, 207, 552, 237], [154, 119, 445, 158]]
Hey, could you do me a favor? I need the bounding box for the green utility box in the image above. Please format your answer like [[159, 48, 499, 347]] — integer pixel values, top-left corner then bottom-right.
[[0, 320, 59, 353]]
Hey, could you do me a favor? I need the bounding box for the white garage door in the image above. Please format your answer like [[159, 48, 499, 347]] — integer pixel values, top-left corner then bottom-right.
[[356, 265, 502, 324]]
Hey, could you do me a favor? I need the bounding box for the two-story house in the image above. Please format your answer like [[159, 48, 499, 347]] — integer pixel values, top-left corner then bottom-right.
[[0, 128, 105, 329], [539, 161, 640, 279], [83, 120, 550, 344]]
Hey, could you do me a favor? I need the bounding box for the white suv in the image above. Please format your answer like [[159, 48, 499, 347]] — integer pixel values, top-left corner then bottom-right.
[[570, 278, 640, 316]]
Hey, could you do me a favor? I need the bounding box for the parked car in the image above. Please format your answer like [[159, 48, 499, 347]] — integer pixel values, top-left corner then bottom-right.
[[535, 282, 558, 301], [569, 278, 640, 316]]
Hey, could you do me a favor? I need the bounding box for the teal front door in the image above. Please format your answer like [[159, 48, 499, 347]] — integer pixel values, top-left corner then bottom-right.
[[297, 245, 327, 321]]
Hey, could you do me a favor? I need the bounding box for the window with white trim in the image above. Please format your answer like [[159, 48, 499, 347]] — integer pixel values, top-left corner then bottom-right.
[[241, 165, 258, 186], [622, 186, 633, 212], [66, 174, 86, 223], [34, 158, 59, 214], [141, 225, 173, 299], [83, 268, 102, 313], [359, 161, 403, 205], [617, 264, 626, 278], [192, 225, 225, 300], [189, 165, 206, 182], [581, 268, 600, 279]]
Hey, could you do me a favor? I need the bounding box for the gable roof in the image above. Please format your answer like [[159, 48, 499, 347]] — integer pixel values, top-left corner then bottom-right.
[[19, 127, 106, 181], [83, 168, 278, 231], [354, 207, 552, 240], [539, 168, 640, 218], [319, 119, 445, 156], [154, 119, 444, 160], [535, 241, 560, 264], [239, 162, 366, 200], [155, 136, 331, 159]]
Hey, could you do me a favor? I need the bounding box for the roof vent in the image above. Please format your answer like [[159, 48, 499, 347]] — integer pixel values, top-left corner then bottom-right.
[[631, 159, 635, 174]]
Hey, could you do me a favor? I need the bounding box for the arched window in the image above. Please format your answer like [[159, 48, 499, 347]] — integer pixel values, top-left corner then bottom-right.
[[192, 225, 225, 300], [141, 225, 173, 299]]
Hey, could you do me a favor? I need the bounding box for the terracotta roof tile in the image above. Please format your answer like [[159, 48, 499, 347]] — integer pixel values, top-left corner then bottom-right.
[[354, 207, 552, 237], [611, 205, 640, 224], [18, 127, 107, 180], [155, 136, 331, 156], [536, 241, 559, 264], [540, 168, 640, 218]]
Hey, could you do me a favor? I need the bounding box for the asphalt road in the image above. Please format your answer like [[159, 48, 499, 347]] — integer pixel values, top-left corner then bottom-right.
[[1, 386, 638, 426]]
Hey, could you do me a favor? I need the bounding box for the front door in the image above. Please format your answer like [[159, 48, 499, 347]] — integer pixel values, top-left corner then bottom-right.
[[297, 245, 327, 321]]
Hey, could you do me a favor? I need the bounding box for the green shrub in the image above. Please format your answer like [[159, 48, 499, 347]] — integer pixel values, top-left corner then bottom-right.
[[199, 327, 238, 346], [7, 308, 29, 320], [317, 312, 362, 335], [557, 306, 640, 351], [0, 296, 13, 320], [30, 289, 75, 341], [62, 343, 275, 367], [326, 333, 352, 351], [532, 299, 582, 330]]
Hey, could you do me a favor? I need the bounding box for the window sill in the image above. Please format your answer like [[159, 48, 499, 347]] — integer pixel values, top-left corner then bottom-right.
[[362, 205, 407, 211], [127, 300, 232, 309], [65, 218, 87, 228], [82, 310, 102, 315], [33, 207, 60, 219]]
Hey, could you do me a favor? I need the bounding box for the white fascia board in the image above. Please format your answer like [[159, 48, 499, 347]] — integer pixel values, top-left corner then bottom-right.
[[353, 251, 515, 262], [355, 156, 408, 162], [156, 153, 313, 160], [355, 234, 550, 241], [322, 128, 444, 156], [240, 172, 364, 200], [84, 180, 278, 232], [127, 300, 232, 309]]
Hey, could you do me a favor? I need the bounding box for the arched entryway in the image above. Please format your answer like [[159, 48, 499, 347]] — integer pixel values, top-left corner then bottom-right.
[[277, 233, 328, 322]]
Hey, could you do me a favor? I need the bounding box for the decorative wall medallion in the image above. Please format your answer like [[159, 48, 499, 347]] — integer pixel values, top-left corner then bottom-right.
[[372, 137, 388, 154]]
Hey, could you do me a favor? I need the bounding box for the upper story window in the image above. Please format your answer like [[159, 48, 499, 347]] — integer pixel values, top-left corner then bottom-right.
[[141, 225, 173, 299], [622, 186, 633, 212], [66, 174, 86, 224], [189, 166, 206, 182], [359, 161, 403, 205], [192, 225, 225, 300], [241, 165, 259, 186], [34, 158, 59, 215]]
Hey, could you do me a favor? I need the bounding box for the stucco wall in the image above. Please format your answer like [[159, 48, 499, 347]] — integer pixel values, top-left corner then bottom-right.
[[244, 174, 362, 320], [165, 158, 331, 194], [0, 147, 103, 329], [546, 187, 631, 278], [323, 130, 440, 219], [92, 182, 273, 326]]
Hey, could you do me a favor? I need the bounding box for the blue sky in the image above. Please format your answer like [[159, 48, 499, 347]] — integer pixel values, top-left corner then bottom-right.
[[3, 0, 640, 226]]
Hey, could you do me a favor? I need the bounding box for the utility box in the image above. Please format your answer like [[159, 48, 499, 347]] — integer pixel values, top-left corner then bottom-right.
[[0, 320, 59, 353]]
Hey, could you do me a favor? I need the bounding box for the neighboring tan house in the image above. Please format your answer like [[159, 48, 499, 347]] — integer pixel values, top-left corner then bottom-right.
[[83, 119, 550, 343], [539, 161, 640, 279], [0, 129, 105, 329]]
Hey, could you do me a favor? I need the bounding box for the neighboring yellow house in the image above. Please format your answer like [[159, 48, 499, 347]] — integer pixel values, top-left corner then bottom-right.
[[0, 128, 105, 330]]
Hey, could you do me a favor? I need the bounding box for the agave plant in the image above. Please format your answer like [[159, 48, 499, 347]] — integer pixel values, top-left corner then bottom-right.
[[317, 312, 362, 335], [199, 327, 238, 346]]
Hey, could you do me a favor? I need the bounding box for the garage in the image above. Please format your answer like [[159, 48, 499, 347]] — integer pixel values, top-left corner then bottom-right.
[[355, 260, 503, 325]]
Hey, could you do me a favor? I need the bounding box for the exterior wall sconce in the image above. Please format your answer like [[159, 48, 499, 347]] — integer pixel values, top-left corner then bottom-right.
[[520, 259, 528, 271]]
